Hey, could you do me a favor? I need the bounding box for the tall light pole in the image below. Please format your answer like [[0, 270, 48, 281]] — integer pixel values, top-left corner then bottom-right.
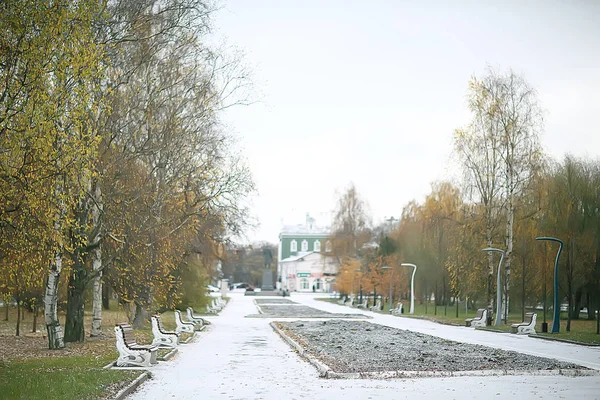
[[354, 269, 361, 299], [382, 265, 392, 312], [400, 263, 417, 314], [536, 237, 563, 334], [482, 247, 505, 327]]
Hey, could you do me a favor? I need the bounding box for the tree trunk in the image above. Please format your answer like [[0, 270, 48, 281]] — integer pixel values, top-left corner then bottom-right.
[[44, 261, 65, 349], [16, 300, 21, 337], [486, 227, 494, 312], [521, 249, 526, 322], [504, 190, 514, 324], [455, 297, 459, 318], [32, 303, 38, 333], [424, 284, 428, 314], [64, 266, 86, 343], [566, 238, 573, 332], [90, 179, 103, 336], [434, 281, 437, 315], [3, 297, 8, 321], [102, 281, 110, 310], [573, 287, 583, 320], [45, 173, 66, 350], [132, 302, 148, 329]]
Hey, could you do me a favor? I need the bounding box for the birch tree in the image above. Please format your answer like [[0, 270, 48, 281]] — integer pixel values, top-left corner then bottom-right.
[[1, 0, 105, 348], [455, 68, 543, 319], [331, 183, 372, 261]]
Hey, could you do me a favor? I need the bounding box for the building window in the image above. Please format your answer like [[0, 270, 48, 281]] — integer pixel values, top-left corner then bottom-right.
[[314, 240, 321, 252], [314, 278, 322, 290], [290, 240, 297, 252], [301, 239, 308, 252], [325, 240, 332, 252], [301, 278, 309, 290]]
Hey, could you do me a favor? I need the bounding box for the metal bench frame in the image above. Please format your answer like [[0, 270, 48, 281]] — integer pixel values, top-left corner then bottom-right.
[[114, 323, 158, 367], [356, 299, 368, 309], [187, 307, 211, 326], [370, 299, 382, 311], [175, 310, 195, 334], [391, 302, 403, 315], [466, 308, 487, 328], [151, 315, 179, 348], [344, 296, 355, 307], [511, 312, 537, 335]]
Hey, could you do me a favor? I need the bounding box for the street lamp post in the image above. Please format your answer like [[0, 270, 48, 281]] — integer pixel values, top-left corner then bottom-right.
[[482, 247, 505, 327], [354, 269, 362, 301], [382, 266, 392, 312], [535, 237, 563, 334], [400, 263, 417, 314]]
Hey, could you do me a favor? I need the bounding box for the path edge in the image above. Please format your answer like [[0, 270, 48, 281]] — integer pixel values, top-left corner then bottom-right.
[[269, 321, 332, 378], [113, 371, 151, 400]]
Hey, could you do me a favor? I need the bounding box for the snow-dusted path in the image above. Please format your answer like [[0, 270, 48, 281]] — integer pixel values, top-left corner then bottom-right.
[[128, 293, 600, 400]]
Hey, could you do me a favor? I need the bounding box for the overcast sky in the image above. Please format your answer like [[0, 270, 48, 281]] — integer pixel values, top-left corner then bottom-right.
[[213, 0, 600, 244]]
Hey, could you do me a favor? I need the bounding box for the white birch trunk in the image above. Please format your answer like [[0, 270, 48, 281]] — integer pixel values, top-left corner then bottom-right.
[[45, 177, 65, 349], [90, 179, 103, 336], [44, 252, 65, 349]]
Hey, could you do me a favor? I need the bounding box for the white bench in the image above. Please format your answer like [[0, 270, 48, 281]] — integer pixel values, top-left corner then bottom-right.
[[206, 303, 218, 314], [356, 299, 368, 309], [511, 312, 537, 335], [211, 299, 222, 311], [151, 315, 179, 348], [466, 308, 487, 328], [370, 299, 382, 311], [175, 310, 195, 334], [114, 323, 158, 367], [344, 296, 355, 307], [391, 302, 403, 315], [181, 309, 205, 331], [337, 296, 347, 305], [187, 307, 211, 326]]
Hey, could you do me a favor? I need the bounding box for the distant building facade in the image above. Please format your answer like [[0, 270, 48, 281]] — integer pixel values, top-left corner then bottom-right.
[[277, 213, 338, 292]]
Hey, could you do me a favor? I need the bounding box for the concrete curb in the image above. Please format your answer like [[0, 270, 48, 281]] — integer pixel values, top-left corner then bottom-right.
[[529, 334, 600, 347], [254, 300, 264, 314], [269, 322, 332, 378], [325, 368, 600, 380], [158, 347, 178, 361], [180, 331, 197, 344], [113, 371, 151, 400]]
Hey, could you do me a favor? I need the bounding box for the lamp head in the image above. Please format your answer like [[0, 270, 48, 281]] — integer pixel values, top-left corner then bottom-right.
[[482, 247, 504, 254]]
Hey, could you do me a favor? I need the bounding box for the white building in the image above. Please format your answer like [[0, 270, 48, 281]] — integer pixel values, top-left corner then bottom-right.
[[277, 213, 338, 292]]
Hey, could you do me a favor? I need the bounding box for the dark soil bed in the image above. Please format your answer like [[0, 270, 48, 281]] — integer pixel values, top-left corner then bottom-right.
[[275, 320, 586, 373], [249, 305, 369, 319], [255, 299, 298, 304]]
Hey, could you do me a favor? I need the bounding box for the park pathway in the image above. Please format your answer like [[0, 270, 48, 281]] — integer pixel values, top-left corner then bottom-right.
[[128, 293, 600, 400]]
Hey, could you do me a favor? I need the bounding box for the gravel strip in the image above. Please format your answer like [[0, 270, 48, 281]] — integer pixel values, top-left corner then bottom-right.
[[248, 305, 369, 319], [255, 299, 298, 304], [276, 320, 586, 373]]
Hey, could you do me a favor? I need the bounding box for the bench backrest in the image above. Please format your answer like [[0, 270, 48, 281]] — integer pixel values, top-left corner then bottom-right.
[[176, 309, 191, 325], [524, 312, 535, 324], [475, 308, 485, 319], [152, 315, 167, 333], [116, 323, 138, 348]]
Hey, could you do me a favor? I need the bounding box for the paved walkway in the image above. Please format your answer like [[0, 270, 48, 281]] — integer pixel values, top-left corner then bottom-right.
[[129, 293, 600, 400]]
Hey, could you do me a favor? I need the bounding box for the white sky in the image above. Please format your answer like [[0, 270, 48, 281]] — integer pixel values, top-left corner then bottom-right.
[[213, 0, 600, 244]]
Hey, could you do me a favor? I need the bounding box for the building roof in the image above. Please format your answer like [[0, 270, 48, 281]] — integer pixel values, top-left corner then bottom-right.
[[280, 225, 330, 235], [279, 213, 331, 238], [280, 251, 315, 263]]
